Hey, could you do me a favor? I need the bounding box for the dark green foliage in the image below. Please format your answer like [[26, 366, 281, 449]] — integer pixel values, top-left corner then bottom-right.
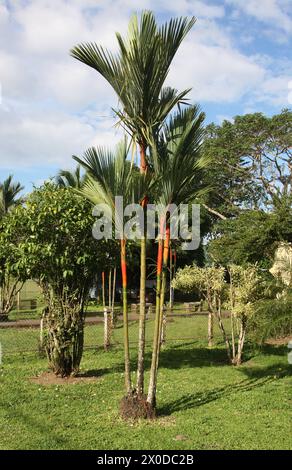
[[249, 298, 292, 345], [0, 212, 28, 318], [208, 204, 292, 267], [202, 109, 292, 220], [5, 183, 109, 375]]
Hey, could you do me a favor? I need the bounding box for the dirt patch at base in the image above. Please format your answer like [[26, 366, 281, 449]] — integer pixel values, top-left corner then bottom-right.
[[120, 394, 155, 420], [30, 371, 102, 386]]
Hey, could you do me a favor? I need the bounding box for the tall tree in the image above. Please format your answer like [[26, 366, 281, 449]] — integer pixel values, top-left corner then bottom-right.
[[146, 105, 209, 409], [203, 111, 292, 268], [71, 10, 196, 402], [201, 110, 292, 221]]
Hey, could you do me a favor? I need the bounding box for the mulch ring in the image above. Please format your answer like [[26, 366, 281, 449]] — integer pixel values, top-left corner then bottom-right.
[[30, 370, 102, 386]]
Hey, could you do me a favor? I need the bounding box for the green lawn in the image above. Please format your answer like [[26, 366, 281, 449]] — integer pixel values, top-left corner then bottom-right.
[[0, 318, 291, 450]]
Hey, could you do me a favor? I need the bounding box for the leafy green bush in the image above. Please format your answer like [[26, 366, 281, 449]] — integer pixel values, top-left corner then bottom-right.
[[249, 298, 292, 344]]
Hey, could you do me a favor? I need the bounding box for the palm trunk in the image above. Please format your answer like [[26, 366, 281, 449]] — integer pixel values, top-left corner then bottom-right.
[[160, 226, 170, 346], [147, 218, 164, 408], [108, 269, 112, 309], [111, 267, 117, 327], [104, 270, 112, 350], [136, 143, 147, 396], [120, 239, 132, 394], [136, 233, 147, 395], [169, 247, 174, 309]]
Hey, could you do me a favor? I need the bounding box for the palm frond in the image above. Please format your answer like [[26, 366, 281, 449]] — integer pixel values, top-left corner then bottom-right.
[[56, 165, 86, 189], [0, 175, 24, 215], [71, 11, 196, 155]]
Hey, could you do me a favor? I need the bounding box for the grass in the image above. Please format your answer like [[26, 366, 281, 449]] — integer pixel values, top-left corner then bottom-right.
[[0, 318, 291, 450]]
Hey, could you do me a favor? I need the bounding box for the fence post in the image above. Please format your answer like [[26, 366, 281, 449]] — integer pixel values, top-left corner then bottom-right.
[[104, 308, 111, 351]]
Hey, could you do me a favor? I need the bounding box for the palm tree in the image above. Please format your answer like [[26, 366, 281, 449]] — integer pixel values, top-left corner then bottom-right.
[[74, 142, 132, 393], [71, 10, 196, 397], [0, 175, 23, 216], [71, 11, 194, 161], [56, 165, 86, 189], [146, 106, 209, 409], [74, 141, 150, 397]]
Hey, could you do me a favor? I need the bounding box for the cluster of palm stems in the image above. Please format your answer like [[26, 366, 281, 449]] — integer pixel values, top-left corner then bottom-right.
[[71, 11, 210, 412]]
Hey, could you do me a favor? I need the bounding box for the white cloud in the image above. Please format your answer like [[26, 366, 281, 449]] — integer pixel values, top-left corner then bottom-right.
[[0, 3, 9, 24], [0, 104, 122, 169], [168, 34, 265, 103], [226, 0, 292, 35], [254, 75, 292, 106], [154, 0, 225, 18], [0, 0, 290, 175]]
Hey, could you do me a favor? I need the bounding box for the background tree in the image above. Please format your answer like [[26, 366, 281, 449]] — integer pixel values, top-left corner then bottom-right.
[[202, 110, 292, 269], [208, 202, 292, 268], [173, 264, 264, 365], [0, 215, 27, 321], [201, 110, 292, 221], [9, 183, 107, 376], [0, 175, 25, 320]]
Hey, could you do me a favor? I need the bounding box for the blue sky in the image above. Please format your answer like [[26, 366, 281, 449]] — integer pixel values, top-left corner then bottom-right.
[[0, 0, 291, 192]]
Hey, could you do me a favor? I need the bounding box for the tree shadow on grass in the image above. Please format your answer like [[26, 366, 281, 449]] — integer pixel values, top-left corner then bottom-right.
[[78, 362, 126, 378], [158, 345, 292, 415], [158, 375, 275, 417], [240, 362, 292, 380], [0, 400, 68, 447], [259, 343, 289, 357], [158, 343, 231, 369]]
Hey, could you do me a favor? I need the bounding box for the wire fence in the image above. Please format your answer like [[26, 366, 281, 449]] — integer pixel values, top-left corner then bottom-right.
[[0, 309, 229, 358]]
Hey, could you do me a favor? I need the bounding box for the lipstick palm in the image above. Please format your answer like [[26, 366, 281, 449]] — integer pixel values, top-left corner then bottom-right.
[[70, 11, 194, 156], [73, 141, 151, 396], [147, 106, 210, 409], [71, 10, 196, 397]]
